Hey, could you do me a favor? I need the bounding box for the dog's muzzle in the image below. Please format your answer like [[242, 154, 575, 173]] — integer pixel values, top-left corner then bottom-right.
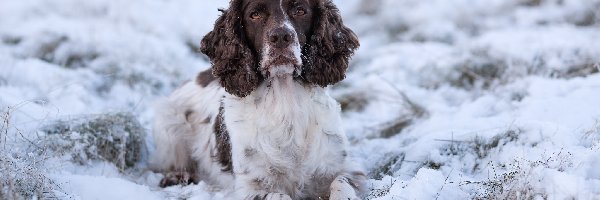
[[261, 26, 302, 77]]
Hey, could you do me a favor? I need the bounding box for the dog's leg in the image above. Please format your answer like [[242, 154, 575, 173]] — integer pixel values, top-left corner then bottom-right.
[[232, 172, 292, 200], [159, 170, 200, 188], [243, 193, 292, 200], [150, 96, 198, 187], [235, 179, 293, 200], [329, 170, 367, 200], [151, 81, 226, 187], [329, 176, 360, 200]]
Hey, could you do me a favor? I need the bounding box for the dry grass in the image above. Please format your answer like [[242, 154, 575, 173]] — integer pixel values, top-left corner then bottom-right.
[[367, 80, 429, 139], [337, 91, 370, 113], [367, 178, 399, 199], [582, 120, 600, 150], [0, 107, 59, 200], [30, 34, 99, 69], [520, 0, 544, 7], [376, 91, 428, 139], [468, 149, 572, 200], [0, 106, 146, 199], [369, 153, 406, 180], [38, 112, 147, 170], [434, 50, 599, 92], [552, 62, 600, 79], [420, 128, 522, 176], [467, 161, 548, 200]]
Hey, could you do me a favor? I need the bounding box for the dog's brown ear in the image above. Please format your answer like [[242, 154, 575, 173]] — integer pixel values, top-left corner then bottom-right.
[[301, 0, 360, 87], [200, 0, 260, 98]]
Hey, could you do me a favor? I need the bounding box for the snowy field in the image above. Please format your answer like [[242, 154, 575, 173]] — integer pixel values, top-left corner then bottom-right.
[[1, 0, 600, 199]]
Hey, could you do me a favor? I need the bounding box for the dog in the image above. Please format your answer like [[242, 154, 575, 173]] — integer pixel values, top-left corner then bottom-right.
[[150, 0, 364, 199]]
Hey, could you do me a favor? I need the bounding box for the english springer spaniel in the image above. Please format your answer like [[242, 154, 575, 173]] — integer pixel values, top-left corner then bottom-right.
[[150, 0, 364, 199]]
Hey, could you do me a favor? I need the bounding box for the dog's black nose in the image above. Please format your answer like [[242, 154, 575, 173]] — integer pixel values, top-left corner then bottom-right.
[[268, 27, 294, 48]]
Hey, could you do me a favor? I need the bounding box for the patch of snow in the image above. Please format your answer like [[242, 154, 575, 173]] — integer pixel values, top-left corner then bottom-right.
[[1, 0, 600, 199]]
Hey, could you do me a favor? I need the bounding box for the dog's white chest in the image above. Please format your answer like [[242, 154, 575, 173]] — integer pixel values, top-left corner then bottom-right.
[[222, 77, 347, 197]]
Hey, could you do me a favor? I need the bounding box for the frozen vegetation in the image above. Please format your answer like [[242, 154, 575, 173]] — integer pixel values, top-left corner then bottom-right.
[[1, 0, 599, 199]]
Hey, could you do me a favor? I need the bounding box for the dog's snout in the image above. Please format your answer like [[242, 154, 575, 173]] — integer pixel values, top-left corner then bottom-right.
[[268, 27, 294, 48]]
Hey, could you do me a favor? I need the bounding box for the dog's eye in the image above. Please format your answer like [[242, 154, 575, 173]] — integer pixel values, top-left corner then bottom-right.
[[294, 7, 306, 16], [250, 12, 262, 20]]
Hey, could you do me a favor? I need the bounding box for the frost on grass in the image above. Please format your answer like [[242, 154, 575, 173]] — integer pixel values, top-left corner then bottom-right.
[[552, 62, 600, 79], [435, 50, 599, 91], [367, 177, 398, 199], [445, 52, 510, 90], [0, 109, 57, 200], [337, 81, 429, 140], [582, 120, 600, 150], [369, 153, 406, 180], [336, 90, 370, 113], [0, 152, 57, 200], [374, 92, 428, 139], [469, 150, 573, 200], [38, 112, 146, 170]]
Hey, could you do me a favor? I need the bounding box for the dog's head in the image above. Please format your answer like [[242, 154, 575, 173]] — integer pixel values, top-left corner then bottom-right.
[[200, 0, 359, 97]]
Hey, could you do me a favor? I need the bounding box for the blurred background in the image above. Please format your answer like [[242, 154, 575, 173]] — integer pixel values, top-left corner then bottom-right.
[[1, 0, 600, 199]]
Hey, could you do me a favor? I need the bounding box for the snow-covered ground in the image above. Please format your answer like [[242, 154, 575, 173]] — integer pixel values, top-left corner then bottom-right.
[[1, 0, 600, 199]]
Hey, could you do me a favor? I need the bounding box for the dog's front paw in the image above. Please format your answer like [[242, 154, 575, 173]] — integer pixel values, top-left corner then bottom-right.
[[252, 193, 292, 200], [330, 176, 360, 200], [159, 171, 199, 188]]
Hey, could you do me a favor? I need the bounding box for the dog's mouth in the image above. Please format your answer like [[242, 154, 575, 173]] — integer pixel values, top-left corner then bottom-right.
[[261, 49, 302, 77], [268, 55, 297, 67]]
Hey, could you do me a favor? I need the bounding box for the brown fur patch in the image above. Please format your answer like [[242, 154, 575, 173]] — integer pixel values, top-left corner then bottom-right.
[[201, 116, 211, 124], [200, 0, 261, 97], [184, 109, 194, 122], [251, 177, 264, 188], [252, 194, 269, 200], [244, 147, 257, 157], [160, 161, 199, 188], [201, 0, 358, 97], [213, 102, 233, 172], [159, 171, 199, 188], [196, 69, 217, 87], [300, 0, 360, 87]]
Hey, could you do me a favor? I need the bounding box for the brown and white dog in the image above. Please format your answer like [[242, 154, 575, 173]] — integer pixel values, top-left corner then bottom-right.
[[150, 0, 364, 199]]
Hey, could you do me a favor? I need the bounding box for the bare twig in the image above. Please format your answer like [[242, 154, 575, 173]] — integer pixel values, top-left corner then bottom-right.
[[435, 169, 454, 200]]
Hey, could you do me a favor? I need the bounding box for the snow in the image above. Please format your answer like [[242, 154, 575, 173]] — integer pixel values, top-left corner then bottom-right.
[[1, 0, 600, 199], [55, 175, 162, 200]]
